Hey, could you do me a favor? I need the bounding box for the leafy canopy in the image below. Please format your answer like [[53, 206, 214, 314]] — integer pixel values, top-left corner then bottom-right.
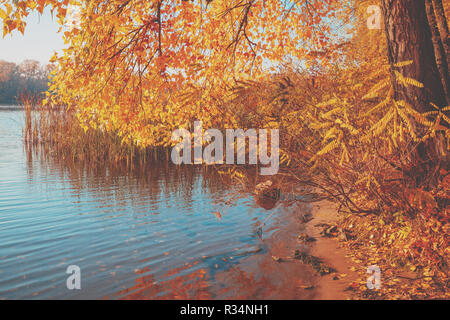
[[1, 0, 343, 146]]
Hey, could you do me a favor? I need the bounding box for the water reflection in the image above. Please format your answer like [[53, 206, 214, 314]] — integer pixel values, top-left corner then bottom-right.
[[0, 110, 290, 299]]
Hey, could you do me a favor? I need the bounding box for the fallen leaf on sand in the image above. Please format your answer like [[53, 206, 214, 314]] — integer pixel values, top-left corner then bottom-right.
[[299, 285, 315, 290], [272, 256, 282, 262]]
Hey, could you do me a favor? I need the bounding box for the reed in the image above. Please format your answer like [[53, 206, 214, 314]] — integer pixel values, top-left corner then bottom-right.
[[20, 92, 38, 145], [20, 96, 168, 169]]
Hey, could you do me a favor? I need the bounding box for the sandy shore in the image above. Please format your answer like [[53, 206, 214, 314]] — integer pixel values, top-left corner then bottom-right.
[[116, 197, 361, 299], [208, 199, 360, 299], [305, 200, 360, 299]]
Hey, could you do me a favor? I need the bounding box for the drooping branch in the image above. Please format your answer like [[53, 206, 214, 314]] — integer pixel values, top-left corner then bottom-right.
[[157, 0, 162, 57]]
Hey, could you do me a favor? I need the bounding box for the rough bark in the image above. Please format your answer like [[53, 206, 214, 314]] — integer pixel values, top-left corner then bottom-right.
[[426, 0, 450, 106], [381, 0, 447, 112], [380, 0, 449, 187], [432, 0, 450, 67]]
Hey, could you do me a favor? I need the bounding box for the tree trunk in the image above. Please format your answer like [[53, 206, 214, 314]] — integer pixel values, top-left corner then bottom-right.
[[381, 0, 447, 112], [426, 0, 450, 106], [380, 0, 449, 187], [432, 0, 450, 67]]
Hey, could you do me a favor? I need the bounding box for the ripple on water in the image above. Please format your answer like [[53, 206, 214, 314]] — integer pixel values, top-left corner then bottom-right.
[[0, 109, 284, 299]]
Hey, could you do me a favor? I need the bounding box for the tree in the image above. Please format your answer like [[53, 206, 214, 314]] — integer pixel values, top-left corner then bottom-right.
[[1, 0, 343, 145], [380, 0, 449, 186], [431, 0, 450, 67], [380, 0, 448, 112], [0, 60, 49, 104]]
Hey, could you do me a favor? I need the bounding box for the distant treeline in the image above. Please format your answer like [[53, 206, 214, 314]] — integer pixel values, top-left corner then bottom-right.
[[0, 60, 53, 105]]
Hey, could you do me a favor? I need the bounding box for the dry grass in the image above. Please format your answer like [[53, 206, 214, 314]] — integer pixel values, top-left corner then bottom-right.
[[21, 94, 169, 169]]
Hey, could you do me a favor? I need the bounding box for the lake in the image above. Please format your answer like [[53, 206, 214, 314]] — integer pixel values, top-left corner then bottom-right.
[[0, 106, 314, 299]]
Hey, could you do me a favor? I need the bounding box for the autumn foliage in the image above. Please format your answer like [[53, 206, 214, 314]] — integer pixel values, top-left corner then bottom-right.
[[2, 0, 449, 298]]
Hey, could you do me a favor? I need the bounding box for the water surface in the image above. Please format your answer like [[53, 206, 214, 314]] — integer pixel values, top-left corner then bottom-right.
[[0, 107, 294, 299]]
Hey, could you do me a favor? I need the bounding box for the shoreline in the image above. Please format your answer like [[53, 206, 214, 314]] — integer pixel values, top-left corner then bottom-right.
[[305, 200, 360, 299], [208, 197, 361, 299]]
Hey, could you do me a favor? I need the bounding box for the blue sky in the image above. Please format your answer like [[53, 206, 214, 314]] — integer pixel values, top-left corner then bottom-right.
[[0, 8, 64, 65]]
